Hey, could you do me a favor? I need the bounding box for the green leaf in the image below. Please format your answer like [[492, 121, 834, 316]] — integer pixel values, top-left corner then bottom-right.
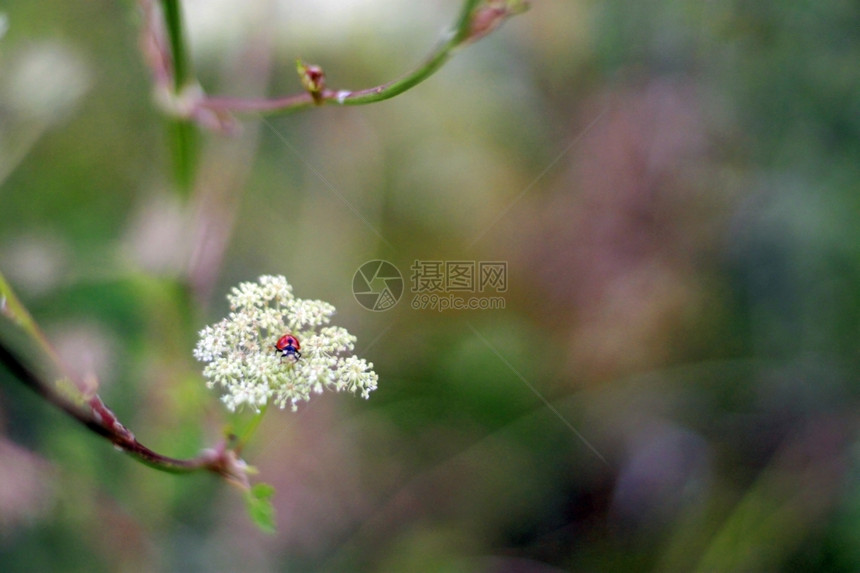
[[245, 483, 277, 534]]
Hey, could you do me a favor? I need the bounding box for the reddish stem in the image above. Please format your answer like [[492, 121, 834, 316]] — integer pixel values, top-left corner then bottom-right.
[[0, 342, 240, 479]]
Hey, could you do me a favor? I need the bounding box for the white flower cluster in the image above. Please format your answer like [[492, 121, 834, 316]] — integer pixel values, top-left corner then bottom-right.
[[194, 275, 378, 412]]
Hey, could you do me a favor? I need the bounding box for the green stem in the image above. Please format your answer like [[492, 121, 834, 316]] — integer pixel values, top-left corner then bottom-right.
[[234, 403, 268, 454], [170, 118, 198, 191], [0, 270, 63, 365], [337, 37, 457, 106], [339, 0, 481, 105], [201, 0, 488, 115], [159, 0, 198, 193], [161, 0, 189, 90], [454, 0, 483, 44]]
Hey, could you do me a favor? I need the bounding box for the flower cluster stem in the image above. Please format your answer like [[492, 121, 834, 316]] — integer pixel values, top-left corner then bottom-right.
[[234, 403, 268, 453]]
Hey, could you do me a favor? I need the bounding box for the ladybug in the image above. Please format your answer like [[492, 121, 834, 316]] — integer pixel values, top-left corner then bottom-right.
[[274, 334, 302, 361]]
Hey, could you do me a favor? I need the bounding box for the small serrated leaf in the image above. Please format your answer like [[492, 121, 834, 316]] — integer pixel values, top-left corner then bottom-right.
[[245, 483, 277, 534]]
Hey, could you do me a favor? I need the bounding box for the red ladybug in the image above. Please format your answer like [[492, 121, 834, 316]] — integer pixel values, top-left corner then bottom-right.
[[274, 334, 301, 361]]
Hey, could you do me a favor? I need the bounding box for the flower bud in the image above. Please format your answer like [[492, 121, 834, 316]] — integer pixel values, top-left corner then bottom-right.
[[296, 59, 326, 105]]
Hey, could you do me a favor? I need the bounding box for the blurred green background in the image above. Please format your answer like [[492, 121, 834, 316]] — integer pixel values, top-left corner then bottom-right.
[[2, 0, 860, 571]]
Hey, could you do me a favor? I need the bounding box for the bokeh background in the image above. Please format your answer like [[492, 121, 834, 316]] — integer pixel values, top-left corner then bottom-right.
[[2, 0, 860, 571]]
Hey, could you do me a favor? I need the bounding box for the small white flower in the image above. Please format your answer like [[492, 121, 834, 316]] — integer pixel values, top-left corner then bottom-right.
[[194, 275, 379, 412]]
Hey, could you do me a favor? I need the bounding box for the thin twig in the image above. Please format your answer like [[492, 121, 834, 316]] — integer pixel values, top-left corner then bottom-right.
[[0, 341, 239, 478], [199, 0, 526, 117]]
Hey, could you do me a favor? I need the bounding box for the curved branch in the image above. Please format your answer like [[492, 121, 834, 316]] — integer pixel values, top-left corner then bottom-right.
[[0, 341, 243, 482], [198, 0, 528, 117], [201, 33, 457, 116]]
